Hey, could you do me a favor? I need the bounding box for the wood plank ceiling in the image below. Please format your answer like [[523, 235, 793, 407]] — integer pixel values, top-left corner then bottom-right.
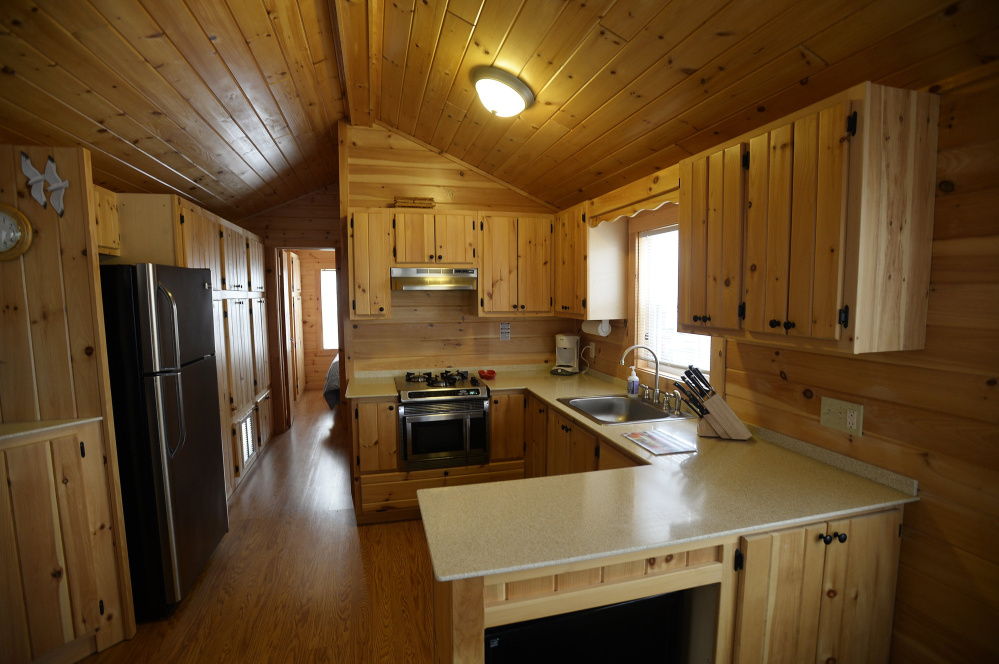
[[1, 0, 997, 220]]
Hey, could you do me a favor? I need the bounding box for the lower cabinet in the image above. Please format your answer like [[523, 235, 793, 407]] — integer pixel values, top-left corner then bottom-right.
[[489, 392, 526, 462], [0, 420, 124, 662], [255, 391, 273, 449], [733, 509, 902, 663], [548, 412, 597, 476], [597, 439, 642, 470], [525, 396, 548, 478]]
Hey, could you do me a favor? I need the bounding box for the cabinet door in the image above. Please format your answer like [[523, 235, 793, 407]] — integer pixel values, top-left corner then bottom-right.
[[680, 145, 745, 333], [547, 412, 572, 476], [597, 440, 639, 470], [525, 396, 548, 478], [489, 393, 526, 462], [569, 424, 597, 474], [816, 510, 902, 664], [181, 206, 223, 291], [356, 401, 399, 472], [94, 185, 121, 256], [350, 210, 393, 317], [221, 225, 248, 291], [247, 237, 265, 292], [517, 216, 553, 313], [553, 206, 584, 316], [250, 298, 270, 392], [395, 212, 436, 264], [256, 392, 273, 448], [213, 301, 234, 496], [437, 214, 477, 265], [225, 299, 254, 414], [480, 215, 518, 313]]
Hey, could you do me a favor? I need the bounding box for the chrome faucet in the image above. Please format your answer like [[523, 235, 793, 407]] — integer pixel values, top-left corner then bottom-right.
[[620, 345, 661, 405]]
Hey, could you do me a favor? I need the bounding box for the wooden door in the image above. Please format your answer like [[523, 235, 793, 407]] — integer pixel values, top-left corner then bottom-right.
[[293, 292, 305, 400], [436, 214, 477, 264], [213, 300, 234, 497], [350, 210, 393, 317], [480, 215, 518, 313], [517, 216, 552, 314], [181, 206, 222, 291], [525, 396, 548, 478], [816, 510, 902, 664], [489, 393, 525, 462], [395, 212, 436, 264], [256, 392, 273, 449], [225, 299, 254, 414], [250, 298, 270, 393], [93, 185, 120, 256], [221, 225, 248, 291], [356, 401, 399, 472], [247, 237, 265, 292], [547, 412, 572, 476]]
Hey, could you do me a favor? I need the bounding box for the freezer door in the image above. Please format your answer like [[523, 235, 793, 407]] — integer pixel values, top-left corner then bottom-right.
[[147, 356, 228, 603], [137, 264, 216, 372]]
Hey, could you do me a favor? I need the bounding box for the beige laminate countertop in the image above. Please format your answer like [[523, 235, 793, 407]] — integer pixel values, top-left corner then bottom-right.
[[346, 369, 917, 582]]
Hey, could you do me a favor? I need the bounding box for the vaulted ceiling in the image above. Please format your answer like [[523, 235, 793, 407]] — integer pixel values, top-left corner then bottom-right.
[[1, 0, 996, 220]]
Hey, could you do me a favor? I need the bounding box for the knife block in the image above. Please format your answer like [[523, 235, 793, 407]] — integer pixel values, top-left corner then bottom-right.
[[696, 394, 752, 440]]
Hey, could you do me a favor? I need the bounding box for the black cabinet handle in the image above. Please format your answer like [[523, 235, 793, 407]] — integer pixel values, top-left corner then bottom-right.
[[834, 532, 847, 543], [539, 408, 544, 413], [821, 534, 833, 545], [769, 319, 781, 328], [704, 315, 711, 323], [429, 254, 434, 260], [388, 406, 394, 411], [437, 255, 442, 260], [379, 306, 384, 312], [783, 320, 796, 330], [512, 304, 517, 310], [693, 315, 701, 322], [493, 399, 499, 404], [520, 304, 525, 309]]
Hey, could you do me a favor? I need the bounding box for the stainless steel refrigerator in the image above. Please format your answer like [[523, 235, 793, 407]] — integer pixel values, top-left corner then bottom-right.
[[102, 263, 228, 619]]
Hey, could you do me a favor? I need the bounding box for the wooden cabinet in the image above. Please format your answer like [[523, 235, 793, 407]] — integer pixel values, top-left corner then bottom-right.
[[355, 400, 399, 474], [548, 412, 597, 476], [733, 509, 902, 663], [479, 215, 553, 315], [678, 82, 939, 353], [553, 203, 627, 320], [348, 209, 393, 319], [93, 185, 120, 256], [525, 395, 548, 478], [597, 439, 641, 470], [0, 421, 124, 662], [178, 202, 223, 291], [224, 299, 254, 416], [212, 301, 234, 497], [255, 391, 273, 450], [247, 237, 264, 292], [221, 225, 249, 291], [250, 298, 270, 393], [489, 392, 526, 462], [395, 211, 477, 265]]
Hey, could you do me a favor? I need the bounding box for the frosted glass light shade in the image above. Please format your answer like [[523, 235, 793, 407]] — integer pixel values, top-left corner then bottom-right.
[[472, 67, 534, 117]]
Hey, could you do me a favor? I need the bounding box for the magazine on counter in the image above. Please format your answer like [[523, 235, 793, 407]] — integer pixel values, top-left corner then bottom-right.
[[623, 429, 698, 456]]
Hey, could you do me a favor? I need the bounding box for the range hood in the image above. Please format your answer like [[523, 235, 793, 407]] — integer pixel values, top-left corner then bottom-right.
[[390, 267, 477, 291]]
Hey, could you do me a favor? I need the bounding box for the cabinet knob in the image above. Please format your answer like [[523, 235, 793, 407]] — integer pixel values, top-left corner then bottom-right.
[[834, 532, 847, 543], [769, 319, 781, 328], [783, 320, 796, 330], [692, 315, 701, 322], [493, 399, 499, 404], [437, 255, 442, 260], [512, 304, 517, 310], [379, 306, 384, 312], [704, 315, 711, 323], [388, 406, 394, 411], [429, 254, 434, 260], [520, 304, 525, 310], [539, 408, 544, 413], [821, 534, 833, 545], [443, 470, 449, 477]]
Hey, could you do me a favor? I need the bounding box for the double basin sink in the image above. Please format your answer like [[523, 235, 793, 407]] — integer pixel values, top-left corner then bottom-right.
[[557, 395, 694, 425]]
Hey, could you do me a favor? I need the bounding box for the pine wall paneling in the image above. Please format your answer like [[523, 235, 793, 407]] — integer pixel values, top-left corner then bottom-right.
[[723, 69, 999, 663]]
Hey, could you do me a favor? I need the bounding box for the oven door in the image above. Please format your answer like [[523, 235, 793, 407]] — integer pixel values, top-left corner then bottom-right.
[[400, 401, 489, 470]]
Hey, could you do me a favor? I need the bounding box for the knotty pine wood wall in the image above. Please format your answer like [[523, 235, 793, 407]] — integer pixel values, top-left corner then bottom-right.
[[297, 250, 338, 391], [587, 68, 999, 663]]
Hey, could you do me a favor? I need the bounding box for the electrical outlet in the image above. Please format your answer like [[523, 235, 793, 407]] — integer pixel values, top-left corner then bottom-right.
[[820, 397, 864, 436]]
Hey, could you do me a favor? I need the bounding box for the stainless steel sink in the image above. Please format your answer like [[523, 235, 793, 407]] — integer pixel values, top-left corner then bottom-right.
[[557, 395, 694, 425]]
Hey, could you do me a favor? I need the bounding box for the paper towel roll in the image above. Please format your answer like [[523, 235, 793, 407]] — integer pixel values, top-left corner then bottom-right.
[[581, 319, 612, 337]]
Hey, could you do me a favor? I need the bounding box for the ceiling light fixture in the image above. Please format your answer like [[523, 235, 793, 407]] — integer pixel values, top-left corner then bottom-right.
[[471, 67, 534, 117]]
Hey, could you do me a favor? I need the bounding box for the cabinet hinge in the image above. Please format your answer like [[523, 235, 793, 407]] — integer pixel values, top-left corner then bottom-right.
[[254, 379, 258, 386], [352, 299, 356, 311], [594, 444, 600, 459], [472, 248, 476, 258], [581, 212, 586, 223], [581, 298, 586, 309], [392, 247, 397, 258], [229, 396, 234, 404], [738, 302, 746, 320], [222, 276, 227, 286], [472, 220, 475, 231], [480, 297, 484, 308], [223, 310, 228, 319], [742, 151, 750, 170], [80, 441, 86, 458], [847, 111, 858, 136], [179, 214, 185, 225], [219, 230, 224, 239], [392, 217, 396, 229], [99, 599, 105, 615], [550, 297, 553, 306], [838, 305, 850, 329], [734, 547, 744, 571], [354, 407, 358, 420], [480, 221, 483, 231], [550, 223, 554, 234], [255, 405, 259, 412], [356, 455, 360, 466]]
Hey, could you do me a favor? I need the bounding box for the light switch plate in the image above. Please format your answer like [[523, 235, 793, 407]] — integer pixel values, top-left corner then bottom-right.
[[820, 396, 864, 436]]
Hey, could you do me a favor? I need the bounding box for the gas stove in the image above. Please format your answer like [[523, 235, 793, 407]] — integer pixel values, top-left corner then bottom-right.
[[395, 370, 488, 402]]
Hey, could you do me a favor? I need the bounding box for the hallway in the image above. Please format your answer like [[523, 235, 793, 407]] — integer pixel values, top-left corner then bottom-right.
[[86, 392, 436, 663]]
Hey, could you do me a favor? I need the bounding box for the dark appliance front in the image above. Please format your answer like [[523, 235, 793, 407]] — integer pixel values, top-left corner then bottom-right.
[[101, 263, 228, 620]]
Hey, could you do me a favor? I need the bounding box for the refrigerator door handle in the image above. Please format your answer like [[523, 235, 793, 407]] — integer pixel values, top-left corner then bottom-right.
[[157, 281, 182, 370], [167, 373, 187, 459], [152, 375, 182, 601]]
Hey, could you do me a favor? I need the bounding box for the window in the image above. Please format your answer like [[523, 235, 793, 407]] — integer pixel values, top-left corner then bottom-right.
[[634, 226, 711, 377], [320, 269, 339, 350]]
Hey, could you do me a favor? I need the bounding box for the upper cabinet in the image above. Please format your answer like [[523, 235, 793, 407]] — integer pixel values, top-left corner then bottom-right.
[[678, 82, 939, 353], [479, 214, 553, 315], [93, 185, 121, 256], [348, 209, 393, 319], [553, 203, 627, 320], [395, 211, 477, 265]]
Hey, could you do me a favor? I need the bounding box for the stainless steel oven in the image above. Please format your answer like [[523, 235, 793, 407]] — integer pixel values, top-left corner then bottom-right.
[[396, 372, 490, 471]]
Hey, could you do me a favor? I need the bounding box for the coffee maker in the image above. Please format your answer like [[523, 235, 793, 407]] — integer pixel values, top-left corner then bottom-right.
[[551, 334, 581, 376]]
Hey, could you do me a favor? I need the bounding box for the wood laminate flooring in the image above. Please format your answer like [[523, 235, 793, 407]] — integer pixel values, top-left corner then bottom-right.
[[86, 391, 436, 663]]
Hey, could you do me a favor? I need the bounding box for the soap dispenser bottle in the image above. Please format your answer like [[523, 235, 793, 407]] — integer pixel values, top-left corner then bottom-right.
[[627, 366, 639, 397]]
